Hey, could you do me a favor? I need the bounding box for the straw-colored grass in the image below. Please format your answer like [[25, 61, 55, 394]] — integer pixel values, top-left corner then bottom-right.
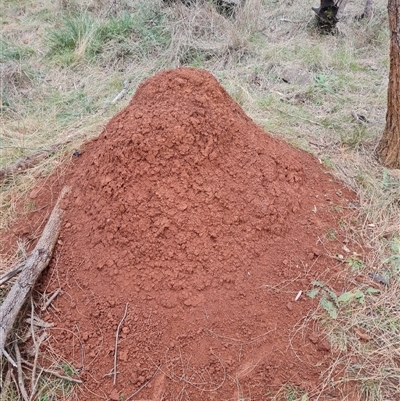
[[1, 0, 399, 399]]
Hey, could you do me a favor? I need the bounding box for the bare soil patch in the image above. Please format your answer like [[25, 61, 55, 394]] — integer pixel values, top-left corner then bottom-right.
[[6, 68, 357, 400]]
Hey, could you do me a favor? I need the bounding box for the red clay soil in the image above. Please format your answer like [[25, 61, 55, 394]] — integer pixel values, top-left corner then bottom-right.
[[9, 67, 358, 400]]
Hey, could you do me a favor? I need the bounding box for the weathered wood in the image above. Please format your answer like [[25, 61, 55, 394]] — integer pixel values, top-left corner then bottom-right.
[[377, 0, 400, 168], [0, 142, 70, 183], [0, 186, 70, 357], [0, 260, 26, 286], [312, 0, 349, 32]]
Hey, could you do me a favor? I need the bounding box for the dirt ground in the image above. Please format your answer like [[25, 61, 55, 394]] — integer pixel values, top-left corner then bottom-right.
[[6, 68, 358, 400]]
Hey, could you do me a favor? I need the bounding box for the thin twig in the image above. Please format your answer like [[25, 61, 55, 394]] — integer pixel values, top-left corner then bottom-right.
[[2, 348, 17, 368], [113, 303, 128, 386], [74, 324, 86, 371], [30, 296, 38, 399], [0, 367, 12, 401], [21, 360, 83, 384], [31, 367, 44, 401], [25, 316, 53, 329], [280, 18, 303, 23], [0, 260, 27, 286], [14, 343, 29, 401], [41, 288, 62, 311], [275, 108, 324, 127], [125, 364, 161, 401], [10, 370, 21, 399]]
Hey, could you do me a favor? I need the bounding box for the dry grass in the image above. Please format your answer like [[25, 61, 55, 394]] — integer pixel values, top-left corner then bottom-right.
[[1, 0, 400, 399]]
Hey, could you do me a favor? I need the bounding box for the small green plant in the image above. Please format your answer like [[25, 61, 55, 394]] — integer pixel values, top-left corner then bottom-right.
[[346, 254, 365, 272], [307, 281, 378, 319], [314, 72, 334, 94], [46, 7, 170, 64], [61, 362, 76, 377], [0, 38, 35, 62], [360, 379, 382, 400], [281, 385, 308, 401], [322, 157, 334, 169], [380, 169, 399, 190], [46, 13, 99, 64], [340, 125, 369, 149], [326, 228, 337, 240]]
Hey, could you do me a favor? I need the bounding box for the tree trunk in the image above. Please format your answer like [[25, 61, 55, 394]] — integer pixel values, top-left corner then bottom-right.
[[377, 0, 400, 168], [312, 0, 349, 32]]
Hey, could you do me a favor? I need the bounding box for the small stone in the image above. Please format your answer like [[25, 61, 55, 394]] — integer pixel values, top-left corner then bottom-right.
[[109, 388, 120, 401], [317, 340, 331, 352], [286, 302, 293, 311], [309, 333, 318, 344], [119, 350, 129, 362]]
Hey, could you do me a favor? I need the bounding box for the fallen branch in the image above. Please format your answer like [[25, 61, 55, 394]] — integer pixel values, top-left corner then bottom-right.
[[0, 260, 26, 286], [110, 80, 130, 105], [102, 80, 130, 112], [0, 142, 70, 183], [0, 186, 70, 360]]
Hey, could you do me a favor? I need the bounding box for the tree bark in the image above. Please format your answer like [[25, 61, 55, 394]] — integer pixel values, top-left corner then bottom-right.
[[377, 0, 400, 168], [0, 186, 70, 356]]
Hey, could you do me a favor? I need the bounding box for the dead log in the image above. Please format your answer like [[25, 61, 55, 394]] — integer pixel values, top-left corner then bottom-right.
[[0, 186, 70, 361]]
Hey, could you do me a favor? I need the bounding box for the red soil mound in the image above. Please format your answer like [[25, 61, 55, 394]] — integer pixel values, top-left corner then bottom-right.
[[34, 67, 355, 400]]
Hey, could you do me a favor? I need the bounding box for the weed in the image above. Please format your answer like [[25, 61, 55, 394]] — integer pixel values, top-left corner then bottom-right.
[[340, 125, 370, 149], [46, 13, 101, 63], [0, 39, 35, 62], [346, 254, 365, 272], [273, 384, 308, 401], [326, 228, 337, 240], [60, 362, 76, 377], [321, 157, 334, 169], [46, 6, 170, 65]]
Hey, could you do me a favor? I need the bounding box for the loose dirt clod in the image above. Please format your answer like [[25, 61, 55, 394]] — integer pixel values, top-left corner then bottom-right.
[[35, 67, 356, 400]]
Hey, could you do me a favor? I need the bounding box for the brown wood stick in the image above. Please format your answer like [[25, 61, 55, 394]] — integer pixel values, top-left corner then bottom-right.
[[0, 186, 70, 357]]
